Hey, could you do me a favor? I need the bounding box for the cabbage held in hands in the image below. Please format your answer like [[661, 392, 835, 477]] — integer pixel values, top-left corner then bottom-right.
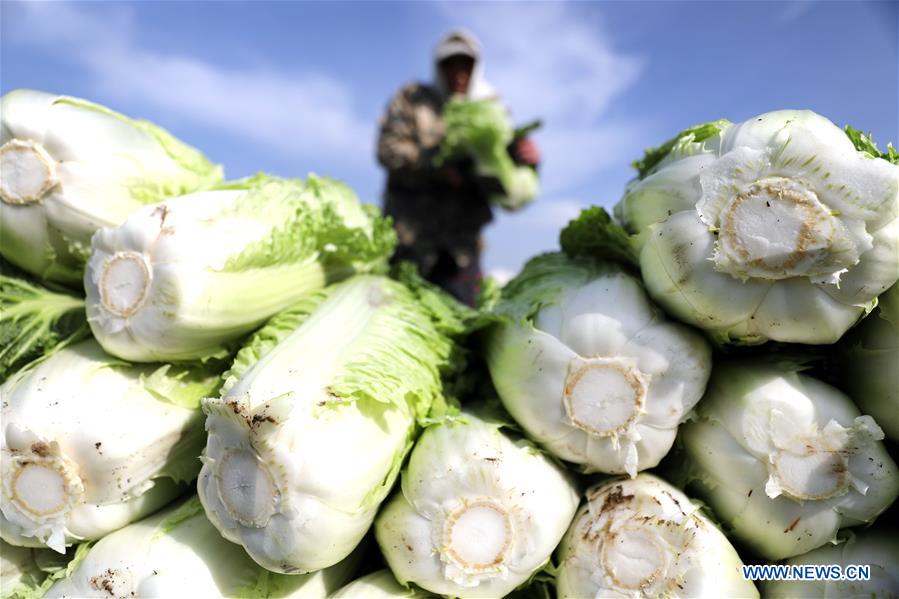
[[438, 98, 539, 210], [616, 110, 899, 345], [0, 90, 222, 285]]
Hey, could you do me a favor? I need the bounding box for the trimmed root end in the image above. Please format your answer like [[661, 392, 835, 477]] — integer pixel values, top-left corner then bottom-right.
[[716, 177, 852, 281], [0, 139, 59, 204], [215, 449, 278, 528], [444, 500, 512, 573], [563, 357, 647, 437], [6, 451, 82, 521], [773, 449, 848, 501], [600, 526, 666, 591], [99, 252, 152, 317]]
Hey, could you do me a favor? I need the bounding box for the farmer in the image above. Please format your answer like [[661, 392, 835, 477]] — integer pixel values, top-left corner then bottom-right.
[[376, 29, 540, 305]]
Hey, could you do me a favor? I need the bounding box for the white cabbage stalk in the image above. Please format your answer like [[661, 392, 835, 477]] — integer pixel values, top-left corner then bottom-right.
[[0, 339, 219, 552], [0, 89, 222, 285], [557, 474, 759, 599], [841, 283, 899, 441], [43, 497, 359, 598], [678, 361, 899, 560], [615, 110, 899, 345], [331, 570, 428, 599], [763, 529, 899, 598], [486, 253, 711, 477], [198, 275, 457, 574], [84, 174, 394, 363], [375, 411, 579, 598]]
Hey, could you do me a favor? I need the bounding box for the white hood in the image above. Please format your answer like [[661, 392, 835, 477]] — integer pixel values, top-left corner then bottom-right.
[[433, 29, 496, 101]]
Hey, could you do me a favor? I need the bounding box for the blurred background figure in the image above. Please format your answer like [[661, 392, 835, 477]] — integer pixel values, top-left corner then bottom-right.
[[377, 29, 540, 305]]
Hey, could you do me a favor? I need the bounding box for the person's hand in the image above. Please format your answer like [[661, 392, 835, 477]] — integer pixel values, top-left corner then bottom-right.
[[511, 137, 541, 167]]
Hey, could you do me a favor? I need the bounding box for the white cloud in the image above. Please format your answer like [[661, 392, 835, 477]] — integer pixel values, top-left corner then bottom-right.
[[486, 267, 516, 286], [433, 2, 647, 193], [8, 2, 373, 168]]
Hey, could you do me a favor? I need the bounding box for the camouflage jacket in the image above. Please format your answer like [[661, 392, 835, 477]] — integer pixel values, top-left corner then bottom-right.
[[377, 82, 499, 262]]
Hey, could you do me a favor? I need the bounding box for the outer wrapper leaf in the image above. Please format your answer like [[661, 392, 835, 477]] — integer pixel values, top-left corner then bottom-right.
[[0, 263, 89, 383], [559, 206, 639, 269]]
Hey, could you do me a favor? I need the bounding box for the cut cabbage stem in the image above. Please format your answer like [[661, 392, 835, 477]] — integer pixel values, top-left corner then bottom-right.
[[564, 357, 647, 436], [97, 246, 329, 348], [444, 499, 512, 573], [556, 475, 760, 598], [0, 139, 59, 204], [6, 449, 82, 521], [772, 446, 850, 501], [717, 177, 848, 280], [214, 448, 279, 528], [601, 525, 667, 590], [99, 252, 152, 317]]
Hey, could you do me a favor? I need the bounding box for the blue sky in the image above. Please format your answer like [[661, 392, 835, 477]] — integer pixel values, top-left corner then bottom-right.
[[2, 1, 896, 280]]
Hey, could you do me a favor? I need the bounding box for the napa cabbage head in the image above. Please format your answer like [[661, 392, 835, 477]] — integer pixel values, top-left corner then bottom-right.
[[763, 529, 898, 598], [676, 360, 899, 560], [375, 410, 578, 599], [615, 110, 899, 345], [0, 89, 222, 285], [85, 173, 395, 362], [43, 497, 360, 598], [485, 252, 711, 477], [556, 474, 759, 599], [331, 570, 431, 599], [1, 339, 221, 552], [198, 273, 467, 574], [841, 282, 899, 441]]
